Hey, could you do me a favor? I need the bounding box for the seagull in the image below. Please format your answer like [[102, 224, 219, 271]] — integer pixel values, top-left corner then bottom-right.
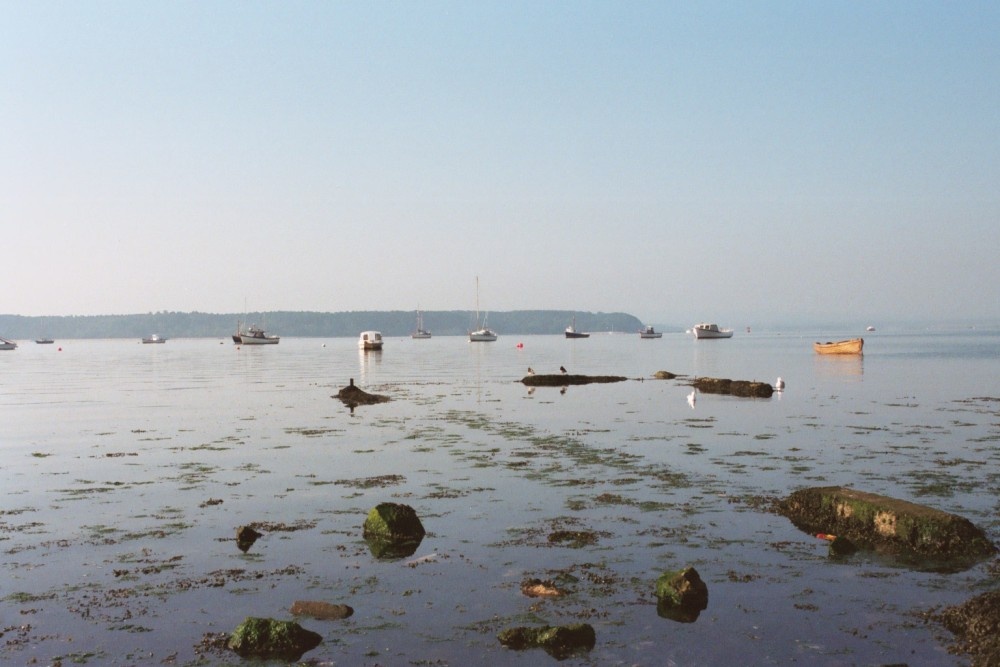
[[560, 366, 567, 374], [775, 377, 785, 391], [527, 367, 535, 376], [687, 389, 697, 409]]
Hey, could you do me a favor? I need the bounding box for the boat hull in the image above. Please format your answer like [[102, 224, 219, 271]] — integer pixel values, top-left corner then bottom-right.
[[565, 331, 590, 339], [239, 335, 279, 345], [639, 332, 662, 339], [469, 329, 497, 342], [693, 324, 734, 339], [814, 338, 864, 355]]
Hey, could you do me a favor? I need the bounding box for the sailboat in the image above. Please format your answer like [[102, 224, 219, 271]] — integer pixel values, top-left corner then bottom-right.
[[411, 310, 432, 339], [468, 277, 497, 342]]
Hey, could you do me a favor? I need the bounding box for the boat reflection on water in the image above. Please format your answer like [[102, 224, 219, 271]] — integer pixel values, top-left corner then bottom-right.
[[813, 354, 864, 380]]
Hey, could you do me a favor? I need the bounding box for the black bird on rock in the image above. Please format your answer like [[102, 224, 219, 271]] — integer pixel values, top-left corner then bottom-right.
[[560, 366, 567, 374]]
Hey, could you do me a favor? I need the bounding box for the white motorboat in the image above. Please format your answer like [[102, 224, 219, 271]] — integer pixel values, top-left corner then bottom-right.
[[359, 330, 384, 350], [692, 323, 734, 339], [142, 334, 166, 344], [639, 326, 662, 339], [0, 337, 18, 350], [239, 325, 279, 345]]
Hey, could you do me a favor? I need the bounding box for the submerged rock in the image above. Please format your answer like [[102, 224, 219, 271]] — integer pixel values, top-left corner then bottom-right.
[[290, 600, 354, 620], [779, 486, 996, 571], [227, 617, 321, 660], [363, 502, 426, 560], [692, 377, 773, 398], [520, 578, 565, 598], [235, 525, 262, 553], [655, 567, 709, 623], [498, 623, 596, 659], [334, 378, 390, 408]]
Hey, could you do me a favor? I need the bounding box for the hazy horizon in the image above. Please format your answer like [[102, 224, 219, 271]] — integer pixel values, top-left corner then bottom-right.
[[4, 3, 998, 325]]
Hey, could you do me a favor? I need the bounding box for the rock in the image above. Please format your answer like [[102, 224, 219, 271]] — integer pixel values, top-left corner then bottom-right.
[[779, 486, 996, 571], [227, 617, 322, 661], [692, 377, 773, 398], [498, 623, 596, 659], [235, 525, 262, 553], [520, 578, 564, 598], [521, 373, 628, 387], [334, 378, 390, 408], [290, 600, 354, 620], [655, 567, 709, 622], [363, 502, 426, 560], [938, 589, 1000, 665], [653, 370, 677, 379], [829, 535, 858, 557]]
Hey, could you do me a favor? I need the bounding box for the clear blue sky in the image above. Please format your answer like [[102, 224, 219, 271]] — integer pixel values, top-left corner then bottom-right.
[[3, 1, 998, 326]]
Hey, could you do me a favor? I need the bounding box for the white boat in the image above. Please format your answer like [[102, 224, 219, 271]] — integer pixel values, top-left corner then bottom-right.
[[411, 311, 431, 339], [692, 323, 734, 339], [359, 330, 384, 350], [35, 338, 54, 344], [639, 325, 662, 339], [0, 337, 18, 350], [469, 277, 497, 342], [142, 334, 166, 344], [239, 325, 279, 345], [866, 326, 876, 332]]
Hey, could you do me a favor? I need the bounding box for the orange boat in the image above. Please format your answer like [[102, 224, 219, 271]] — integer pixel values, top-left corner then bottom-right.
[[814, 338, 864, 355]]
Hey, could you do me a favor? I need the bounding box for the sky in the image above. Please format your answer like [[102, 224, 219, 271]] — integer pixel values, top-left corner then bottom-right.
[[3, 1, 998, 327]]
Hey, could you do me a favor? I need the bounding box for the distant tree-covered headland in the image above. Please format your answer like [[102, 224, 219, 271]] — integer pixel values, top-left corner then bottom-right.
[[0, 310, 655, 340]]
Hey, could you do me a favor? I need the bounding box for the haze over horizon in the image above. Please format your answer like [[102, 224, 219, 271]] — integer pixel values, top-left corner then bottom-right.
[[4, 3, 998, 327]]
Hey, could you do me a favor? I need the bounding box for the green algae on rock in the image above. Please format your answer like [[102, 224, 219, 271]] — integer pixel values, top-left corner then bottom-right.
[[779, 486, 996, 571], [498, 623, 596, 659], [227, 617, 322, 660], [363, 502, 426, 559], [655, 566, 709, 623]]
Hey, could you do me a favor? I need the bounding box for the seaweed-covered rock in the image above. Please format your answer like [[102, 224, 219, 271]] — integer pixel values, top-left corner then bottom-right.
[[227, 617, 322, 660], [235, 525, 262, 553], [655, 567, 709, 622], [692, 377, 773, 398], [363, 502, 426, 559], [498, 623, 596, 659], [290, 600, 354, 620], [653, 370, 678, 379], [779, 486, 996, 571], [334, 378, 390, 408], [938, 589, 1000, 666], [521, 374, 627, 387]]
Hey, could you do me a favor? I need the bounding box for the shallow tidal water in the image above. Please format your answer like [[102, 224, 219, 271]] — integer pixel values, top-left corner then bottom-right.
[[2, 328, 1000, 666]]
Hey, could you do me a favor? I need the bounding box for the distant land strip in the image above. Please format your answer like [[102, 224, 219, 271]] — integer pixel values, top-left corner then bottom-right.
[[0, 310, 654, 340]]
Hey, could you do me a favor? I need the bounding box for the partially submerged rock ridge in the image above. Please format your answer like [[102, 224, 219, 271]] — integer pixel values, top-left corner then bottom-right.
[[692, 377, 773, 398], [779, 486, 995, 570], [521, 374, 627, 386]]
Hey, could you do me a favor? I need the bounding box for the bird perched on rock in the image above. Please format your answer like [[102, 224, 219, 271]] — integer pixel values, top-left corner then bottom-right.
[[687, 389, 697, 409], [527, 367, 535, 376], [775, 377, 785, 391], [559, 366, 567, 374]]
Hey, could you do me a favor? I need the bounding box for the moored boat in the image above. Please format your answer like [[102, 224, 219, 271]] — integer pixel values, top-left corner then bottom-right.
[[35, 338, 54, 344], [565, 317, 589, 339], [0, 337, 18, 350], [239, 325, 279, 345], [411, 311, 431, 339], [639, 325, 662, 339], [692, 323, 734, 339], [814, 338, 864, 355], [142, 334, 166, 344], [359, 330, 384, 350], [469, 277, 497, 342]]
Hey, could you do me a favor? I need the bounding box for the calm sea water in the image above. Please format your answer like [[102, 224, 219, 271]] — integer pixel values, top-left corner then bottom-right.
[[2, 329, 999, 665]]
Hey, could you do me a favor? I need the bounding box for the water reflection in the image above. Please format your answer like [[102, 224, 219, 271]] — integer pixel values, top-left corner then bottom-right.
[[813, 355, 864, 381]]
